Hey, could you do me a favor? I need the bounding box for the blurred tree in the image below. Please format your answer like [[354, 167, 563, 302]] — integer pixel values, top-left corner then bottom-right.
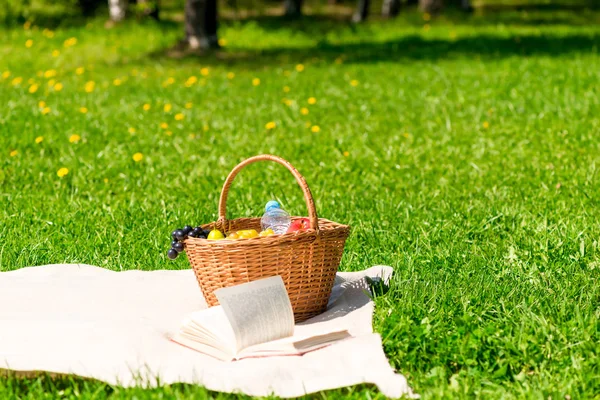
[[185, 0, 219, 50], [352, 0, 369, 22], [109, 0, 127, 20], [108, 0, 159, 21], [381, 0, 400, 18], [284, 0, 303, 16], [419, 0, 443, 13]]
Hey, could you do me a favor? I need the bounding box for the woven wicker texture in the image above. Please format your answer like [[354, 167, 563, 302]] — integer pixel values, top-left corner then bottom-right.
[[184, 155, 350, 322]]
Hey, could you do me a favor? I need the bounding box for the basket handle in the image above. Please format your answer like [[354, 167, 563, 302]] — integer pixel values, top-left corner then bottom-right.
[[217, 155, 319, 232]]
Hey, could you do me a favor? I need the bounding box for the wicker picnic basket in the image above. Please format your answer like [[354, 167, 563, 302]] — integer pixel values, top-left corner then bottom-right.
[[184, 154, 350, 322]]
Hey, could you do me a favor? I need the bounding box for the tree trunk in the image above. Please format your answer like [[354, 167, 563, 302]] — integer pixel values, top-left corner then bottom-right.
[[419, 0, 442, 14], [185, 0, 219, 50], [352, 0, 370, 22], [406, 0, 418, 5], [109, 0, 128, 21], [284, 0, 303, 17], [381, 0, 400, 18]]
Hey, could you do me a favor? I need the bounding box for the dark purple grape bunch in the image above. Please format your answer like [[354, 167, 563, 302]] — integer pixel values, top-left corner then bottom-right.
[[167, 225, 210, 260]]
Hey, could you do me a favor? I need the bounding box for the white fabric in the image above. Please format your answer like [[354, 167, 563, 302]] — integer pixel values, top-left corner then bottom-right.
[[0, 264, 416, 398]]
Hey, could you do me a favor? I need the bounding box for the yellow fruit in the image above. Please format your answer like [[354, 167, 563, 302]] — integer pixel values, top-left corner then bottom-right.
[[237, 229, 259, 239], [227, 232, 240, 240], [259, 228, 275, 237], [207, 229, 225, 240]]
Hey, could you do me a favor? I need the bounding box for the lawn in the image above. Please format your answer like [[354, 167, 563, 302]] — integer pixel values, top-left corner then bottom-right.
[[1, 5, 599, 399]]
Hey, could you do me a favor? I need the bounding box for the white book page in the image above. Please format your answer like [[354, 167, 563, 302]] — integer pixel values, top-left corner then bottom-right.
[[215, 276, 294, 352], [171, 306, 238, 359]]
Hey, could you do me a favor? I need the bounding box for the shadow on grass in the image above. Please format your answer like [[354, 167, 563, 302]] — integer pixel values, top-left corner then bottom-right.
[[148, 30, 600, 68]]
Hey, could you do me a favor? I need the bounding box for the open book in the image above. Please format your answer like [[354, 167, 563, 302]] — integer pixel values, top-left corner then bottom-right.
[[171, 276, 351, 361]]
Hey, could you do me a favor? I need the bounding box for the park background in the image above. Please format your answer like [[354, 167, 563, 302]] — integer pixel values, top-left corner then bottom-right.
[[1, 0, 599, 398]]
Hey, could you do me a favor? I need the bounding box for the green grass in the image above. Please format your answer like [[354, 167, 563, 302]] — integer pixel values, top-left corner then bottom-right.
[[1, 7, 600, 399]]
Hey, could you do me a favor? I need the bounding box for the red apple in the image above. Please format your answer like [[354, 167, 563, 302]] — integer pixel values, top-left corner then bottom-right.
[[287, 218, 311, 233]]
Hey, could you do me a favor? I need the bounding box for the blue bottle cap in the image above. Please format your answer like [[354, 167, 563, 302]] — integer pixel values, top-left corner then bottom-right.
[[265, 200, 281, 212]]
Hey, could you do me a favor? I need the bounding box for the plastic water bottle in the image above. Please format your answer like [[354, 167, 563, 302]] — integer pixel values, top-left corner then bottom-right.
[[261, 200, 291, 234]]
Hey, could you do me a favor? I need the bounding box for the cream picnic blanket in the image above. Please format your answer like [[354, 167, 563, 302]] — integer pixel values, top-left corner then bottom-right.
[[0, 264, 416, 398]]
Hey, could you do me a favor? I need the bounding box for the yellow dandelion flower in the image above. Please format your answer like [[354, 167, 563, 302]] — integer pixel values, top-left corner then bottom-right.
[[350, 80, 359, 87], [27, 78, 35, 84], [41, 107, 51, 115], [128, 127, 136, 134], [227, 72, 235, 79], [2, 71, 10, 79], [175, 113, 184, 121], [311, 125, 320, 133], [38, 101, 46, 108], [43, 29, 54, 38], [35, 136, 44, 144], [189, 133, 196, 139], [308, 97, 317, 105], [283, 99, 293, 106], [75, 67, 85, 75], [25, 39, 33, 48], [343, 151, 350, 157], [28, 84, 38, 94], [84, 81, 95, 93], [423, 24, 430, 32], [52, 50, 60, 57], [164, 104, 172, 112], [10, 150, 18, 157], [218, 38, 227, 47], [132, 153, 143, 162], [423, 12, 431, 21], [57, 167, 69, 177], [160, 122, 169, 129], [185, 102, 193, 109], [300, 107, 309, 115], [23, 21, 31, 29], [113, 78, 122, 86], [295, 64, 304, 72], [69, 134, 81, 143], [252, 78, 260, 86], [402, 132, 411, 138], [47, 79, 55, 87], [143, 103, 151, 111], [283, 86, 290, 93], [44, 69, 57, 78], [53, 82, 63, 91], [166, 131, 173, 136], [103, 178, 109, 183], [265, 121, 276, 130], [11, 77, 23, 85], [63, 37, 77, 47], [162, 77, 175, 87], [335, 57, 343, 64], [185, 76, 198, 87], [203, 124, 209, 132], [79, 107, 88, 113], [200, 67, 209, 76], [483, 121, 490, 129]]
